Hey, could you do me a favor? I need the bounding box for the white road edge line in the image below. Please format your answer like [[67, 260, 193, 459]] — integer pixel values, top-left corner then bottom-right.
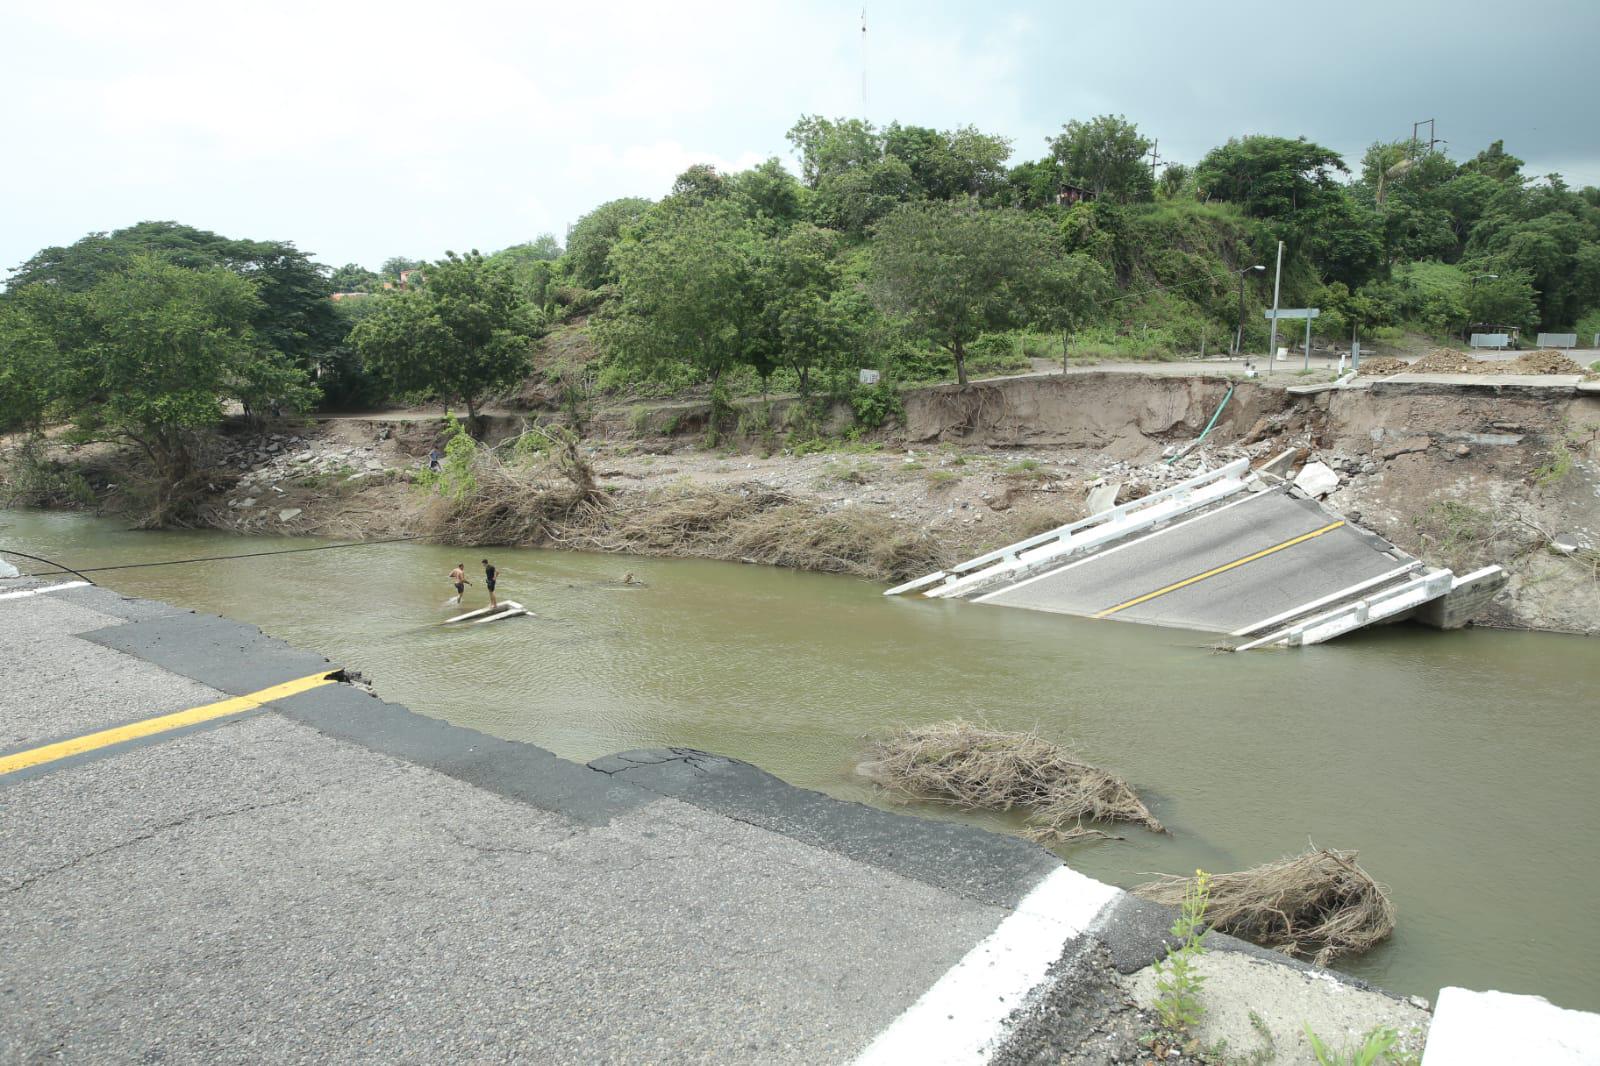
[[974, 488, 1278, 604], [852, 866, 1121, 1066], [0, 581, 91, 602]]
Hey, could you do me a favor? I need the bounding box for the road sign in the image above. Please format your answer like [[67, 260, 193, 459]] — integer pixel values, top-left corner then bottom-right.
[[1262, 308, 1320, 319]]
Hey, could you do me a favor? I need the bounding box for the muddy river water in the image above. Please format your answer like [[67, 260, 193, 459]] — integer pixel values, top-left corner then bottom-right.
[[5, 509, 1597, 1010]]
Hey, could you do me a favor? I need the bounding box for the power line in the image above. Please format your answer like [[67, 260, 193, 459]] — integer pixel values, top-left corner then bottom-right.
[[4, 535, 423, 580]]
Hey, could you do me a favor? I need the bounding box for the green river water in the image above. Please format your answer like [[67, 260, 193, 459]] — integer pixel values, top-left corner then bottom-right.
[[4, 509, 1597, 1010]]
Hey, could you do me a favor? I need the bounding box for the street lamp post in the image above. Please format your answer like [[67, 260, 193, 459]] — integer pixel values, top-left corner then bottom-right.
[[1236, 264, 1266, 355]]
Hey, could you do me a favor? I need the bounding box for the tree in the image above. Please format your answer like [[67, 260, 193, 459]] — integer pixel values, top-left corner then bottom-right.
[[883, 122, 1013, 199], [668, 164, 729, 205], [564, 197, 653, 290], [1049, 115, 1154, 203], [810, 156, 917, 236], [764, 225, 859, 394], [328, 262, 382, 293], [729, 157, 807, 228], [0, 286, 68, 434], [380, 256, 425, 279], [786, 115, 880, 187], [7, 221, 342, 373], [1464, 269, 1539, 330], [869, 202, 1106, 385], [592, 200, 768, 387], [23, 256, 315, 518], [350, 251, 540, 425], [999, 158, 1066, 210], [1196, 136, 1347, 224]]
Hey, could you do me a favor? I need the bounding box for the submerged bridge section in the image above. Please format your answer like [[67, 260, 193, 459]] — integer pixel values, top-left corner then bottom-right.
[[886, 459, 1506, 648]]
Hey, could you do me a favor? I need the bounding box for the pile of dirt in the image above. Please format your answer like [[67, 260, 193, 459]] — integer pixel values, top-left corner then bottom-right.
[[1136, 847, 1395, 965], [1498, 349, 1586, 375], [1407, 348, 1480, 374], [1354, 357, 1409, 378], [1377, 348, 1587, 378], [859, 720, 1163, 843]]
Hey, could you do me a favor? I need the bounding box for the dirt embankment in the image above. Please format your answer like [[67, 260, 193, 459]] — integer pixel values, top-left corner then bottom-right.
[[1316, 387, 1600, 634], [9, 371, 1596, 635]]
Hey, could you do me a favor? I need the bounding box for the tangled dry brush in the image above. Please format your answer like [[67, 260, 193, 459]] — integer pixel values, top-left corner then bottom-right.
[[860, 720, 1164, 844]]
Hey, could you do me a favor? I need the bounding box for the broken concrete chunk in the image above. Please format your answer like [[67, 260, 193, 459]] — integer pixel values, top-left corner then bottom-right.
[[1085, 482, 1120, 514], [278, 508, 302, 522], [1380, 436, 1430, 460], [1294, 461, 1340, 497]]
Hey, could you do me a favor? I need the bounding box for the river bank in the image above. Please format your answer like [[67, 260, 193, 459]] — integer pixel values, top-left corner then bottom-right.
[[5, 369, 1598, 634]]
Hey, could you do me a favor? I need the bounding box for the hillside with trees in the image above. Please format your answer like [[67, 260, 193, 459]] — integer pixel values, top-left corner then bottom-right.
[[5, 114, 1599, 446]]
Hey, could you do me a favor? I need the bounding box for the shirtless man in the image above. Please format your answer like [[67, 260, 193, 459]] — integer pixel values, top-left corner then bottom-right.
[[447, 563, 471, 605]]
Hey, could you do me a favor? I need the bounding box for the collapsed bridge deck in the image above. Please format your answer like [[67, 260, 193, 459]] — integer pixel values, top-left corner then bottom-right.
[[887, 459, 1506, 649]]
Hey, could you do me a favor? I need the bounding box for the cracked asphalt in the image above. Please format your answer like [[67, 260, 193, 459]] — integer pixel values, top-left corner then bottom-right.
[[1, 582, 1032, 1064]]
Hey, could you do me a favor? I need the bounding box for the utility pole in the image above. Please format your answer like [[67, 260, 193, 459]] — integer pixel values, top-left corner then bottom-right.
[[860, 6, 868, 115], [1266, 240, 1284, 376], [1411, 118, 1441, 153], [1147, 138, 1162, 182]]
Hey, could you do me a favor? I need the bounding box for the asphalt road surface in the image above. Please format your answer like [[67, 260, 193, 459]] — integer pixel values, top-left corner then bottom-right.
[[978, 488, 1411, 634]]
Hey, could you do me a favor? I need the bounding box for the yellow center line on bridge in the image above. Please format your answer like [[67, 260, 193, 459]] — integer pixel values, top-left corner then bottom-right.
[[1093, 520, 1346, 619], [0, 671, 339, 778]]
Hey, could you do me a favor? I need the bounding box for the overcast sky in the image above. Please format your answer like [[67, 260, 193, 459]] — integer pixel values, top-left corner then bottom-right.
[[4, 0, 1596, 276]]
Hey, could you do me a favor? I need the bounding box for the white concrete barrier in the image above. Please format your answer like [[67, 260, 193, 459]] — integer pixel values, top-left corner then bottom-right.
[[1422, 987, 1600, 1065]]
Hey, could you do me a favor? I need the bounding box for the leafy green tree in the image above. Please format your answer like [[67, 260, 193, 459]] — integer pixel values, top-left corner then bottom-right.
[[764, 225, 859, 393], [787, 115, 881, 186], [1196, 136, 1347, 223], [328, 263, 382, 293], [564, 197, 653, 289], [8, 221, 342, 372], [811, 156, 917, 236], [380, 256, 425, 279], [1464, 269, 1539, 329], [1157, 163, 1192, 200], [669, 163, 730, 205], [593, 200, 768, 387], [998, 157, 1066, 210], [350, 251, 540, 425], [729, 157, 807, 228], [1049, 115, 1154, 203], [883, 122, 1013, 199], [0, 286, 69, 434], [26, 256, 315, 515], [869, 201, 1107, 384]]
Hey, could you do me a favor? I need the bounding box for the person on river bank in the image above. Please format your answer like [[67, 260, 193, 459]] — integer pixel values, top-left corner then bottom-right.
[[482, 558, 498, 609], [448, 563, 471, 605]]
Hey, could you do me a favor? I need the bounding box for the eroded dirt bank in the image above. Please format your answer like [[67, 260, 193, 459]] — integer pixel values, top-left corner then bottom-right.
[[8, 372, 1596, 634]]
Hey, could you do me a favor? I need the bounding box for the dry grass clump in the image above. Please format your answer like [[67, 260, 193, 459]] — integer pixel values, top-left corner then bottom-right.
[[423, 429, 605, 546], [1136, 847, 1395, 964], [564, 482, 947, 582], [860, 720, 1163, 843]]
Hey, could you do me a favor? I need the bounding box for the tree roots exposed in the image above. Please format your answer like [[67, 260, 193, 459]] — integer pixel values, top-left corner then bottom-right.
[[1135, 847, 1396, 964], [859, 720, 1163, 842]]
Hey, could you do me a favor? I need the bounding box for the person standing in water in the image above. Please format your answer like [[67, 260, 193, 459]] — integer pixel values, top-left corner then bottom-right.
[[482, 558, 498, 609], [448, 563, 471, 605]]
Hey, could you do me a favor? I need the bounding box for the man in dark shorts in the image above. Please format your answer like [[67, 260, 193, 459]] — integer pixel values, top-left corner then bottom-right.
[[482, 558, 498, 609], [448, 563, 470, 605]]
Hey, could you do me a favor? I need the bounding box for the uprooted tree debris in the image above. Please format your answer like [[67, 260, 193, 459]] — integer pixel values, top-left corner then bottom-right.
[[1136, 846, 1396, 965], [858, 720, 1164, 844]]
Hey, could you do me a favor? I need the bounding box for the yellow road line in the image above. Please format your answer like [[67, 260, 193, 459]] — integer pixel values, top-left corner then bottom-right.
[[0, 672, 338, 777], [1093, 521, 1346, 619]]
